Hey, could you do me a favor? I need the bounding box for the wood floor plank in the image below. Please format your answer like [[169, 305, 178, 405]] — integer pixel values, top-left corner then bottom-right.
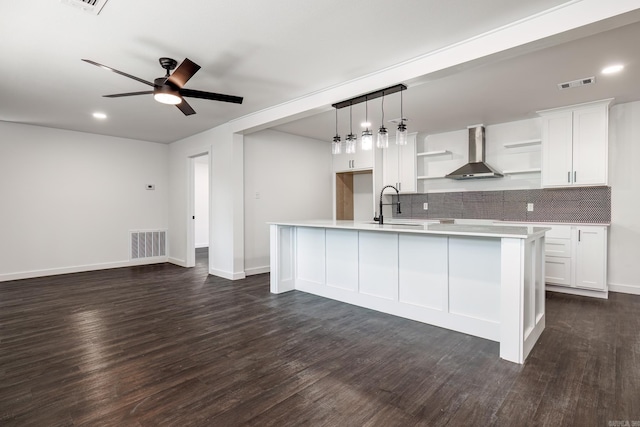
[[1, 251, 639, 426]]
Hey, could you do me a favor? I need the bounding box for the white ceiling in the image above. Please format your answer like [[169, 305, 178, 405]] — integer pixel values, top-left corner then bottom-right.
[[1, 1, 639, 144]]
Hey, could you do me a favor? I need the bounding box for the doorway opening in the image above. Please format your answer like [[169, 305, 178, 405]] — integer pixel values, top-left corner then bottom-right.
[[188, 153, 210, 269]]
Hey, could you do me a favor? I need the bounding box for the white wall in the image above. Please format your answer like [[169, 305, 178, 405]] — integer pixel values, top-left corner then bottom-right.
[[194, 157, 209, 248], [608, 100, 640, 294], [243, 129, 332, 274], [0, 121, 169, 281], [168, 124, 245, 279]]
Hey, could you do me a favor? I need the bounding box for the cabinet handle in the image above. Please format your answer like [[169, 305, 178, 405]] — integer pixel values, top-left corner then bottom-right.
[[398, 182, 401, 191], [568, 171, 571, 183], [578, 229, 581, 242], [574, 171, 577, 182]]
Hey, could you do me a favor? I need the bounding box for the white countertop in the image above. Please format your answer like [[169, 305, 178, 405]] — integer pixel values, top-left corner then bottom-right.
[[269, 219, 550, 239]]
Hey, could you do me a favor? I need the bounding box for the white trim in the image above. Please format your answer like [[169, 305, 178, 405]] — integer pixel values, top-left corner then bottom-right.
[[245, 266, 270, 276], [195, 244, 209, 249], [209, 268, 246, 280], [608, 282, 640, 296], [546, 284, 608, 299], [0, 258, 168, 282], [168, 257, 187, 267]]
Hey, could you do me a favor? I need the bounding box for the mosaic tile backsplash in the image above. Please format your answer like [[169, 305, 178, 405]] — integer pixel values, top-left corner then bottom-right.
[[392, 186, 611, 223]]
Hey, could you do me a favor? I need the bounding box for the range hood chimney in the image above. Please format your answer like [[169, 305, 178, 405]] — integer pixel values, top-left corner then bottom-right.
[[445, 125, 503, 180]]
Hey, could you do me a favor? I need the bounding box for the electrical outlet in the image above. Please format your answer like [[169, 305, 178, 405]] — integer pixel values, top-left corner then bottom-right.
[[527, 203, 534, 212], [423, 203, 428, 210]]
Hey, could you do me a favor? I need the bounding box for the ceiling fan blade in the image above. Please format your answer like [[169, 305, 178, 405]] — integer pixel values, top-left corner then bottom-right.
[[176, 98, 196, 116], [82, 59, 155, 87], [103, 91, 154, 98], [180, 88, 243, 104], [167, 58, 201, 88]]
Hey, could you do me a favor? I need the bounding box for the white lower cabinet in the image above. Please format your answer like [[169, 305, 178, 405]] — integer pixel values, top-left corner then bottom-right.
[[575, 226, 607, 290], [542, 224, 607, 294]]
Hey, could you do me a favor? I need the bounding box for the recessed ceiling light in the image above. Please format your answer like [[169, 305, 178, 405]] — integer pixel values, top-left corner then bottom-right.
[[92, 112, 107, 119], [602, 64, 624, 74]]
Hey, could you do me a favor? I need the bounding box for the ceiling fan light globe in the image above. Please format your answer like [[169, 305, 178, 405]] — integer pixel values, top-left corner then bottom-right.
[[154, 93, 182, 105]]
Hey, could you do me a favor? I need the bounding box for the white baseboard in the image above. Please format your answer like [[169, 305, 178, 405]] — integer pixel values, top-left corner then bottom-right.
[[245, 265, 270, 276], [168, 257, 187, 267], [608, 282, 640, 296], [0, 257, 169, 283], [546, 284, 608, 299], [209, 268, 246, 280]]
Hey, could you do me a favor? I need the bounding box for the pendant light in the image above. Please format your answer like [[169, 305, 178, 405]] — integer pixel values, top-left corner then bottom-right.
[[331, 108, 341, 155], [361, 97, 373, 151], [345, 104, 357, 154], [396, 87, 408, 146], [377, 93, 389, 148]]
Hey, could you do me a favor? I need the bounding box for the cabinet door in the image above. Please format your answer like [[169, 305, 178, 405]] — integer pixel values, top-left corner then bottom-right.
[[398, 133, 417, 193], [352, 146, 374, 170], [541, 111, 573, 187], [333, 154, 352, 172], [575, 226, 607, 290], [572, 105, 608, 186], [382, 143, 400, 187], [545, 256, 572, 286], [382, 134, 416, 193]]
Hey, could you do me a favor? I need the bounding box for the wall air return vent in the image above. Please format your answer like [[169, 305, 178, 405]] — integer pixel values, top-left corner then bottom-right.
[[60, 0, 109, 15], [557, 76, 595, 90], [130, 230, 166, 260]]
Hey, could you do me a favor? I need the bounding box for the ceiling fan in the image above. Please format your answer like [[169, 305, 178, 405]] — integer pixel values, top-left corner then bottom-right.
[[82, 57, 243, 116]]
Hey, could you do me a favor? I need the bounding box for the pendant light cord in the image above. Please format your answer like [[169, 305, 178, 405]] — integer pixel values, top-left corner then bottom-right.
[[400, 88, 404, 123]]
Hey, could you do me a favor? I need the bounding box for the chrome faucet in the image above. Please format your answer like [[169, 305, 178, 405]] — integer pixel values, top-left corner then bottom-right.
[[373, 185, 401, 224]]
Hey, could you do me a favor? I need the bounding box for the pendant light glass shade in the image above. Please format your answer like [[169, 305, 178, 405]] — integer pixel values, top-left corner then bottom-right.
[[396, 121, 408, 145], [377, 126, 389, 148], [332, 135, 342, 154], [361, 98, 373, 151], [377, 94, 389, 148], [331, 108, 341, 155], [396, 87, 408, 145], [345, 104, 357, 154]]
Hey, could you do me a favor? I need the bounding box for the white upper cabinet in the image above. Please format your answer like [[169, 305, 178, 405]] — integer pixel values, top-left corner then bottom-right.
[[333, 144, 374, 172], [539, 99, 612, 188], [382, 133, 416, 193]]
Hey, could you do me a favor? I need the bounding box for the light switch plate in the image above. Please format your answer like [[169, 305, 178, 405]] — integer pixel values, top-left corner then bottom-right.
[[423, 203, 428, 210]]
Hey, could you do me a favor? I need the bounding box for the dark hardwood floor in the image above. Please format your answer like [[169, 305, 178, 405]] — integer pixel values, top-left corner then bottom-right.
[[1, 248, 639, 426]]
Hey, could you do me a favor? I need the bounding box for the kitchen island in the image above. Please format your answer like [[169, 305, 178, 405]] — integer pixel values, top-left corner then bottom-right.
[[269, 220, 549, 364]]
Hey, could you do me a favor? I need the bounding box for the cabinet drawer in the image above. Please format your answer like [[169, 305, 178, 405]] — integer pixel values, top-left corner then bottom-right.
[[545, 225, 572, 239], [545, 256, 572, 286], [545, 238, 571, 257]]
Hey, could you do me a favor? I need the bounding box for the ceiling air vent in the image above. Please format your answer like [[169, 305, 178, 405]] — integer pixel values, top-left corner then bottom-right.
[[557, 76, 596, 90], [60, 0, 109, 15]]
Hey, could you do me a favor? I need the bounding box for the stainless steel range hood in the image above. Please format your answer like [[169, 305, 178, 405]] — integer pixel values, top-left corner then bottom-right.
[[445, 125, 503, 180]]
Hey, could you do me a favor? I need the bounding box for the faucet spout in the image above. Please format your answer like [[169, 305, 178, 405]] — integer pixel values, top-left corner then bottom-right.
[[374, 185, 401, 224]]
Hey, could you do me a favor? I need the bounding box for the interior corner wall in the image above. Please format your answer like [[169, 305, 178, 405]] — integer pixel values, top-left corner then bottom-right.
[[168, 123, 245, 279], [243, 129, 333, 275], [0, 121, 169, 281], [608, 100, 640, 294]]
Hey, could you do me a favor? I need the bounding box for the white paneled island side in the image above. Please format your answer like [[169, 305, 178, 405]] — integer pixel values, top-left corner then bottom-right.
[[269, 220, 549, 364]]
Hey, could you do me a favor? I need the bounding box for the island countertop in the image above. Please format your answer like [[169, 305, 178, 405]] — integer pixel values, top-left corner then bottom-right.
[[267, 219, 550, 239]]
